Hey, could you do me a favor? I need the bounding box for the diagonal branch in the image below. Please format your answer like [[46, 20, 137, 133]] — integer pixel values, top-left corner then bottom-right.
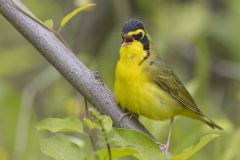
[[0, 0, 158, 142]]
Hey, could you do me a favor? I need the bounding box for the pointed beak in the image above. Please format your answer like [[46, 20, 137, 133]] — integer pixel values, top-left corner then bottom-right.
[[121, 33, 133, 45]]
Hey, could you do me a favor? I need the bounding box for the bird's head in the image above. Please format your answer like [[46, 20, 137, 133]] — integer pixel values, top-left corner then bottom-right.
[[121, 19, 150, 50]]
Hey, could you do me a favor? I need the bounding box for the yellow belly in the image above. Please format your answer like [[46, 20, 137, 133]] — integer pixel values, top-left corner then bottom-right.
[[114, 59, 183, 120]]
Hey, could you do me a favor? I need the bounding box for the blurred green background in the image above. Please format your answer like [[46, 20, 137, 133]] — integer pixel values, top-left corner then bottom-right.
[[0, 0, 239, 159]]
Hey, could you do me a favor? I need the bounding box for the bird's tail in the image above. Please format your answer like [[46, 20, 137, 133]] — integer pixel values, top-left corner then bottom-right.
[[201, 116, 223, 130]]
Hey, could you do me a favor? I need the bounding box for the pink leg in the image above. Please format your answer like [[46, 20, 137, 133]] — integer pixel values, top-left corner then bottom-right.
[[160, 117, 174, 157]]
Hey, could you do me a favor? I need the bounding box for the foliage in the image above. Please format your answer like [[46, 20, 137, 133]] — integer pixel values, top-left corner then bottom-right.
[[170, 134, 219, 160], [44, 19, 54, 29], [58, 3, 96, 32], [36, 117, 83, 133], [39, 136, 85, 160], [36, 112, 219, 160]]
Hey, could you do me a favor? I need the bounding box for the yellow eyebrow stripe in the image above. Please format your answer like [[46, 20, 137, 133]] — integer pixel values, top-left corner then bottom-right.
[[128, 29, 145, 36]]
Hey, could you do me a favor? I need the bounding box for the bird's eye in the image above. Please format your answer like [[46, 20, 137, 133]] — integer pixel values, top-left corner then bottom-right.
[[134, 32, 143, 40]]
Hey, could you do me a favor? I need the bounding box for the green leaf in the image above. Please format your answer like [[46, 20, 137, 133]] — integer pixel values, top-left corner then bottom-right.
[[84, 109, 113, 132], [36, 117, 83, 133], [60, 3, 96, 28], [68, 136, 85, 148], [40, 136, 85, 160], [101, 115, 113, 133], [95, 147, 139, 159], [170, 134, 219, 160], [83, 117, 101, 129], [112, 128, 164, 160], [44, 19, 54, 29], [89, 107, 101, 118]]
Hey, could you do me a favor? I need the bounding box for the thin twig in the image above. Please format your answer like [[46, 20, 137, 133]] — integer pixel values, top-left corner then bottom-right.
[[99, 120, 112, 160], [84, 97, 97, 151], [90, 109, 112, 160]]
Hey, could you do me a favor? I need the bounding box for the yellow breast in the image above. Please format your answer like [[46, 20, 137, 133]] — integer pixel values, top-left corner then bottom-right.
[[114, 42, 182, 120]]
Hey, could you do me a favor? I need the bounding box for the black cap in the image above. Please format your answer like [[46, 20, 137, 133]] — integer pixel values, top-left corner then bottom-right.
[[122, 19, 144, 33]]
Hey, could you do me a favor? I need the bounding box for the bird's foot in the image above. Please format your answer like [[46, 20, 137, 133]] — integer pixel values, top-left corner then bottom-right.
[[118, 112, 132, 122], [160, 143, 169, 151], [118, 112, 137, 122], [160, 143, 172, 158]]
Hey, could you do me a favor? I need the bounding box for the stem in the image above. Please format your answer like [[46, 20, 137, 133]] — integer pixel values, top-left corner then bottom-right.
[[99, 118, 112, 160], [84, 97, 97, 152]]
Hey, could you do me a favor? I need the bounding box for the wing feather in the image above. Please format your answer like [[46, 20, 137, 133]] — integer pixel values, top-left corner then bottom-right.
[[145, 55, 203, 115]]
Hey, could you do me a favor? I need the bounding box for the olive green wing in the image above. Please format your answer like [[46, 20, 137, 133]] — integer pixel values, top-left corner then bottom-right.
[[145, 55, 203, 115]]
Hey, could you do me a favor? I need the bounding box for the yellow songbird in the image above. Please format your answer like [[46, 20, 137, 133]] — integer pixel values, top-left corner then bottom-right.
[[114, 19, 222, 152]]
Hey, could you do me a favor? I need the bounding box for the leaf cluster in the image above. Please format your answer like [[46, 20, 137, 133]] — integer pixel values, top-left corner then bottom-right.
[[36, 111, 219, 160]]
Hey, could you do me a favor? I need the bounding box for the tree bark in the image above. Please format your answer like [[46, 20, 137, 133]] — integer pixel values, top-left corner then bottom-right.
[[0, 0, 157, 142]]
